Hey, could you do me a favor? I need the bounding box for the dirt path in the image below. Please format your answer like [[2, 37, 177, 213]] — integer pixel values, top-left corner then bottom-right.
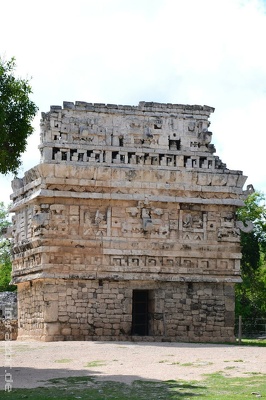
[[0, 341, 265, 389]]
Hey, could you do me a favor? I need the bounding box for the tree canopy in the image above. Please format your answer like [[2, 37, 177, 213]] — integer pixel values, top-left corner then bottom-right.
[[0, 57, 38, 175], [0, 202, 16, 291], [235, 191, 266, 324]]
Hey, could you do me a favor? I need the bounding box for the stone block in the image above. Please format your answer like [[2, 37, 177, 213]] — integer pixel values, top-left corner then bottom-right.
[[44, 301, 58, 322], [61, 327, 71, 335], [44, 322, 60, 336], [44, 293, 58, 301]]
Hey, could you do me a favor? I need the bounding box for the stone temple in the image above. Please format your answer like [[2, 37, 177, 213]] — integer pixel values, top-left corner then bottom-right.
[[10, 101, 251, 342]]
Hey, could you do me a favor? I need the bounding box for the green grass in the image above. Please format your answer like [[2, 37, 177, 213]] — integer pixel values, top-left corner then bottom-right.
[[237, 338, 266, 347], [54, 358, 72, 363], [180, 362, 194, 367], [0, 344, 47, 354], [2, 373, 265, 399], [179, 361, 214, 367], [84, 360, 106, 367]]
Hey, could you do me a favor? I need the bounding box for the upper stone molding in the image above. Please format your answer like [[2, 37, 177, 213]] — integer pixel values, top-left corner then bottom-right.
[[39, 101, 222, 169], [47, 101, 215, 114]]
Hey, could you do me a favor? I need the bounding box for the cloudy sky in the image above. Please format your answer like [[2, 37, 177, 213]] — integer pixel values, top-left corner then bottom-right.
[[1, 0, 266, 205]]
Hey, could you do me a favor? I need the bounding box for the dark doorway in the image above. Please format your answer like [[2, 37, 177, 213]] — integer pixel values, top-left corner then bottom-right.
[[132, 290, 149, 336]]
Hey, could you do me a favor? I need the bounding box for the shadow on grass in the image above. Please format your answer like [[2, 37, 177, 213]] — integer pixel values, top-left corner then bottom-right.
[[0, 367, 206, 399], [1, 366, 265, 399]]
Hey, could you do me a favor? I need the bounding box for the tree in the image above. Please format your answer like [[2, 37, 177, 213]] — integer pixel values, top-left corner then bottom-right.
[[0, 202, 16, 291], [235, 191, 266, 329], [0, 57, 38, 174]]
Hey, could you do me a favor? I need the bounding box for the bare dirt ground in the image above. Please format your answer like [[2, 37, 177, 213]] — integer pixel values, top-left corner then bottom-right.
[[0, 340, 266, 389]]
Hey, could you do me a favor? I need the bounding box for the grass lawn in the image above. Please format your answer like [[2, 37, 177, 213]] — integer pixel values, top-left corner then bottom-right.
[[237, 338, 266, 347], [1, 373, 265, 399]]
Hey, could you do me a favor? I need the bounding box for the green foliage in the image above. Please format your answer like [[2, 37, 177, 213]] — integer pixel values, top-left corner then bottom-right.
[[238, 338, 266, 346], [0, 201, 16, 291], [235, 191, 266, 324], [0, 57, 38, 174]]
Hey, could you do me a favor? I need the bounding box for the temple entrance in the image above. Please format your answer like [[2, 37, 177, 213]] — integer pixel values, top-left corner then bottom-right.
[[131, 290, 149, 336]]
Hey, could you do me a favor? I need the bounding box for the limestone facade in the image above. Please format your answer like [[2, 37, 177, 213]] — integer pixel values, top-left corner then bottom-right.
[[10, 101, 251, 342]]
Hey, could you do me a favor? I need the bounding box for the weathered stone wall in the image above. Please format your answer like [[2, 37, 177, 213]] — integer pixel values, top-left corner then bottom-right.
[[17, 281, 45, 340], [10, 101, 250, 342], [0, 320, 18, 340], [17, 278, 235, 342], [0, 292, 17, 319]]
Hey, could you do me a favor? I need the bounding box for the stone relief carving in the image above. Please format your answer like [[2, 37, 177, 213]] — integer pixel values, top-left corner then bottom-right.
[[49, 205, 67, 235], [236, 220, 254, 233], [83, 211, 93, 236], [32, 205, 50, 236], [82, 208, 107, 237], [179, 209, 206, 241], [217, 228, 240, 240], [108, 255, 236, 274], [243, 184, 255, 197], [123, 201, 172, 237], [12, 253, 42, 272]]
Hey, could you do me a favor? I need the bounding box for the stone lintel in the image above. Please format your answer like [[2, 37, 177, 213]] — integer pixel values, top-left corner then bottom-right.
[[12, 273, 241, 284], [38, 190, 245, 206]]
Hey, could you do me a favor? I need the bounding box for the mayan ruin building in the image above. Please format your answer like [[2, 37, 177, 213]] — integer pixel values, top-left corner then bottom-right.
[[9, 101, 251, 342]]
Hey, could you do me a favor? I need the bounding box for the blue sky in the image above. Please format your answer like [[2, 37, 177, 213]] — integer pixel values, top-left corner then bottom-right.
[[1, 0, 266, 204]]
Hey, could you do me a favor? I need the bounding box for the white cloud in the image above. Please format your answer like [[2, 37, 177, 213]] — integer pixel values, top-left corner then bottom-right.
[[1, 0, 266, 204]]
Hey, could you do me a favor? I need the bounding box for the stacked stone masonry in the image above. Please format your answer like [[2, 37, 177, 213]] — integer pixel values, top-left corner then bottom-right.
[[10, 101, 252, 342]]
